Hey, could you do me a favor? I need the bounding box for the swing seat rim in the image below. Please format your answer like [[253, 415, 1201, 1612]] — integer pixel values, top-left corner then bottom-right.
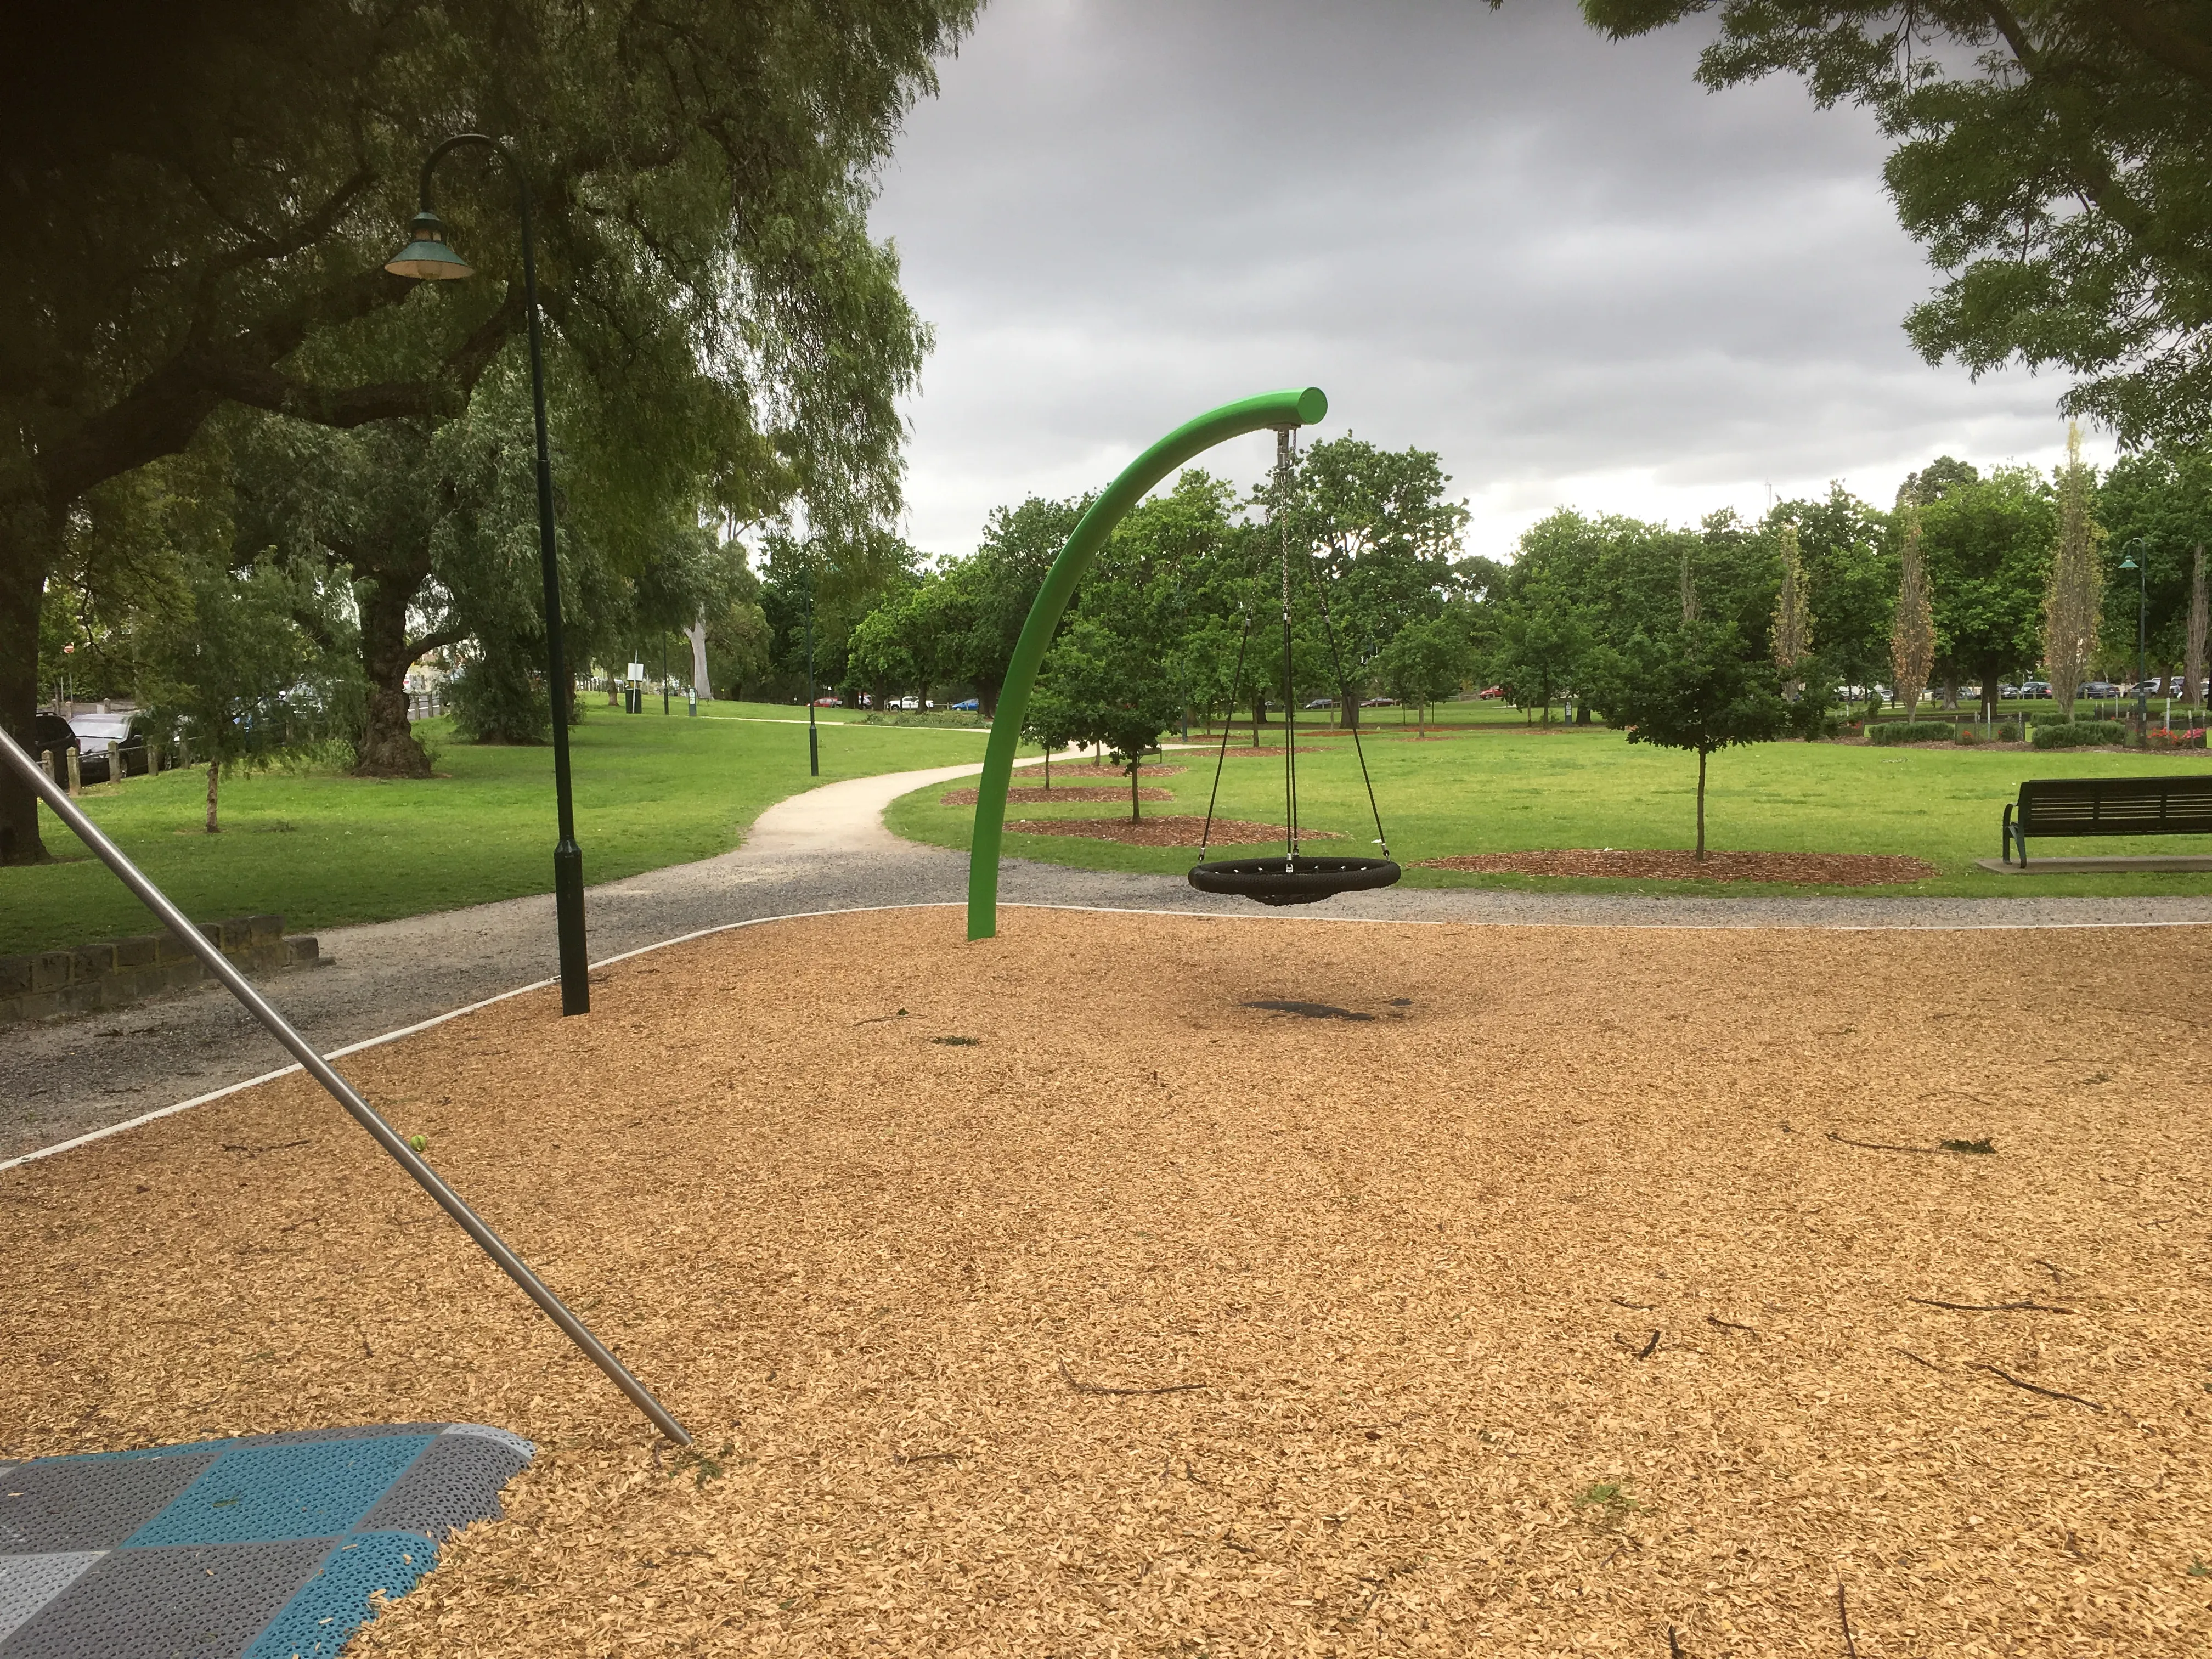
[[1187, 854, 1402, 905]]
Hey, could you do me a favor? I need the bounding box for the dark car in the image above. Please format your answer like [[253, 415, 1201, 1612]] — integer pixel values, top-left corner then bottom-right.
[[67, 711, 153, 781], [29, 712, 77, 776]]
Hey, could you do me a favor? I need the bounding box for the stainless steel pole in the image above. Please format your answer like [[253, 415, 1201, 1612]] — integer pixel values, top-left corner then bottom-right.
[[0, 725, 690, 1445]]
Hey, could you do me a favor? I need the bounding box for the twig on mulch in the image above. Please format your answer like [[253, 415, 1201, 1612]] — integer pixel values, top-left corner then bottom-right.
[[1825, 1131, 1938, 1154], [219, 1138, 312, 1155], [2034, 1258, 2068, 1280], [1909, 1296, 2072, 1313], [1705, 1314, 1760, 1338], [894, 1451, 964, 1465], [1667, 1624, 1689, 1658], [1968, 1362, 2105, 1412], [1615, 1329, 1661, 1359], [1610, 1296, 1656, 1310], [1057, 1357, 1210, 1396], [1893, 1347, 1945, 1372], [1837, 1584, 1860, 1658]]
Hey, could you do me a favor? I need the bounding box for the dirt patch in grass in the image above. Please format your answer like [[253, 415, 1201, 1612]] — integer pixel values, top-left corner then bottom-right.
[[1415, 848, 1939, 884], [7, 909, 2210, 1656], [940, 786, 1175, 806], [1004, 814, 1344, 847], [1190, 746, 1324, 758]]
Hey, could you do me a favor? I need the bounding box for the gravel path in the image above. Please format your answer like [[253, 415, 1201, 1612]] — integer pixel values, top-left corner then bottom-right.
[[8, 752, 2210, 1160]]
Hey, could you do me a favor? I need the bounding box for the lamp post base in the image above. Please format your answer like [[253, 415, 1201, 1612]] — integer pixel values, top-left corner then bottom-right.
[[554, 839, 589, 1015]]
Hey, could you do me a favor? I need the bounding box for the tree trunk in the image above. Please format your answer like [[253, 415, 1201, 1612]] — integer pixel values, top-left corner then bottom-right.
[[0, 496, 60, 865], [353, 567, 433, 778], [205, 761, 221, 833], [686, 613, 712, 697], [1129, 761, 1140, 823], [1695, 748, 1707, 860], [1043, 747, 1051, 788]]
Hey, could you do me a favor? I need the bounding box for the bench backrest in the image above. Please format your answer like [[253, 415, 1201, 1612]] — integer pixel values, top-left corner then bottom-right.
[[2017, 775, 2212, 834]]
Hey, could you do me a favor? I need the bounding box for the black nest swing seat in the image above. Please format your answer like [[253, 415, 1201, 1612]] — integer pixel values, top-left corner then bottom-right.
[[1188, 853, 1401, 906], [1186, 426, 1402, 909]]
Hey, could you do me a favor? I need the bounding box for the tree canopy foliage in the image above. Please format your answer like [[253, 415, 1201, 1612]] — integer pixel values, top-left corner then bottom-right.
[[1577, 1, 2212, 447], [2, 0, 977, 861]]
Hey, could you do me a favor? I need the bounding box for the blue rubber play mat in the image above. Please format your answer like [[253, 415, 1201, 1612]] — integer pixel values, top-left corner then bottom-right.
[[0, 1423, 532, 1658]]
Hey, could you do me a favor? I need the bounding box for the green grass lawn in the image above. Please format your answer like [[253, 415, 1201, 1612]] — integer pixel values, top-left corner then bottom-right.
[[3, 709, 1005, 956], [887, 727, 2212, 898]]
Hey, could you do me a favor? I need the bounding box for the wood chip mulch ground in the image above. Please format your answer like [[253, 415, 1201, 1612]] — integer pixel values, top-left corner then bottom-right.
[[1415, 849, 1939, 884], [1003, 815, 1344, 847], [940, 786, 1176, 806], [7, 907, 2210, 1656]]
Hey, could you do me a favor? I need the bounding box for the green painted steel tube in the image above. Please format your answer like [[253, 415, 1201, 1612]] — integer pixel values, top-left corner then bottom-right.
[[965, 386, 1328, 939]]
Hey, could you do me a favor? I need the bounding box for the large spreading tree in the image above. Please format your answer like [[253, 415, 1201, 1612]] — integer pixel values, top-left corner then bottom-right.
[[1, 0, 976, 862], [1577, 1, 2212, 447]]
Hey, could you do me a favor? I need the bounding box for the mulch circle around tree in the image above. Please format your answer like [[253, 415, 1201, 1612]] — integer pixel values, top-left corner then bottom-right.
[[1202, 747, 1324, 758], [1046, 762, 1188, 776], [1414, 849, 1938, 884], [940, 786, 1175, 806], [1005, 815, 1347, 847]]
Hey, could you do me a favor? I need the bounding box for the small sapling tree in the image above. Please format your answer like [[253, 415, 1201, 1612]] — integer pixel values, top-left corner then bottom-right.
[[141, 555, 348, 832], [1020, 676, 1082, 789], [1379, 614, 1469, 733], [1588, 619, 1788, 859], [1040, 615, 1183, 821]]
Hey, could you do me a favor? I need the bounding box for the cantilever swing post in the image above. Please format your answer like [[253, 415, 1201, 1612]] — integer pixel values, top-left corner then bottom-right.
[[966, 386, 1330, 939], [0, 725, 692, 1446]]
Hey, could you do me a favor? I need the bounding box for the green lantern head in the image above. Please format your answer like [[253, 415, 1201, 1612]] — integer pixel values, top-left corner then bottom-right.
[[385, 210, 472, 280]]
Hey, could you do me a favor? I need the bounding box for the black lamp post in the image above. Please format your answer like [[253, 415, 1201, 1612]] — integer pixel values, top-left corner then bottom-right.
[[388, 134, 589, 1015], [804, 555, 821, 777], [2120, 537, 2149, 728]]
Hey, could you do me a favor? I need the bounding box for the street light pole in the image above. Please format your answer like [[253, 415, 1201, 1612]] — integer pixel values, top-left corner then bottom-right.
[[804, 555, 820, 777], [388, 134, 589, 1015], [2121, 537, 2149, 728]]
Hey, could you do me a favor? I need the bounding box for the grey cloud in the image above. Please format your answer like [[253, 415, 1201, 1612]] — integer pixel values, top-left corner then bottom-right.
[[871, 1, 2083, 558]]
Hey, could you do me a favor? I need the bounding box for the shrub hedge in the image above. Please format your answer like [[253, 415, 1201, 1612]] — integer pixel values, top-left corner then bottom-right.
[[2030, 720, 2129, 749], [1868, 720, 1960, 746]]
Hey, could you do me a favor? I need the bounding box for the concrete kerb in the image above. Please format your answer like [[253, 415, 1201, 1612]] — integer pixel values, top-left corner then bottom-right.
[[7, 896, 2210, 1178]]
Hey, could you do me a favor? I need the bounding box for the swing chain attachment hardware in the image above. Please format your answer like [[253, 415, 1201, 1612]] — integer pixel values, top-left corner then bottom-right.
[[0, 722, 694, 1447]]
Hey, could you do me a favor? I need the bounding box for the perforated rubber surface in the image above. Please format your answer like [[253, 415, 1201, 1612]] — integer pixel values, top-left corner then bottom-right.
[[0, 1424, 531, 1659]]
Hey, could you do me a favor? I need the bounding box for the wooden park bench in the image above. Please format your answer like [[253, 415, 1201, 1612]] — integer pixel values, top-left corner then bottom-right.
[[2002, 775, 2212, 866]]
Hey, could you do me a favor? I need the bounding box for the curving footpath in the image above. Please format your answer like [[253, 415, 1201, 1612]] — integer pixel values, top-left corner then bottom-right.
[[7, 753, 2211, 1162]]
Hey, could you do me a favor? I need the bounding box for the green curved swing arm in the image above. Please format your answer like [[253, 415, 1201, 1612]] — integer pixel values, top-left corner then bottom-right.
[[966, 386, 1329, 939]]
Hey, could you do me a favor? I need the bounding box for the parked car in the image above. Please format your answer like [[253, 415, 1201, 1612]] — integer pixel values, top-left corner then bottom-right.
[[1359, 696, 1396, 708], [811, 696, 842, 708], [2018, 680, 2051, 698], [30, 712, 77, 773], [950, 698, 980, 712], [1303, 697, 1335, 710], [1478, 685, 1504, 699], [2079, 681, 2121, 698], [67, 711, 153, 781]]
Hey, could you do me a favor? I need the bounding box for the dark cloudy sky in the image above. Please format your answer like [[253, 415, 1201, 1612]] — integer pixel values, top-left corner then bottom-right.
[[868, 1, 2097, 563]]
